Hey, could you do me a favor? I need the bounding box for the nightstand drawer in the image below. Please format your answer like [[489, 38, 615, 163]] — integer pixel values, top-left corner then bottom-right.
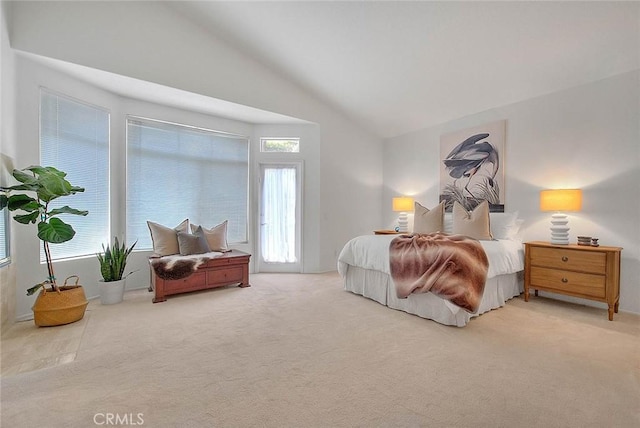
[[529, 247, 606, 274], [530, 266, 605, 299]]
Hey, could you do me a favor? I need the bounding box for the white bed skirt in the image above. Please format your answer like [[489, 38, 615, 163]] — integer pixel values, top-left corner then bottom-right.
[[343, 266, 523, 327]]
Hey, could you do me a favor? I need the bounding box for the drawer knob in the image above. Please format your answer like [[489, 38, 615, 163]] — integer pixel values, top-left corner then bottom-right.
[[561, 256, 568, 262], [561, 277, 568, 283]]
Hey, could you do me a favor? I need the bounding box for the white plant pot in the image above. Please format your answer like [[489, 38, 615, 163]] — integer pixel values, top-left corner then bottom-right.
[[99, 279, 126, 305]]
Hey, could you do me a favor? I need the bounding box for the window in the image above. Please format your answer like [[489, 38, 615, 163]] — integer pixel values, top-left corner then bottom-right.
[[40, 89, 110, 261], [260, 138, 300, 153], [0, 207, 9, 266], [126, 117, 249, 250]]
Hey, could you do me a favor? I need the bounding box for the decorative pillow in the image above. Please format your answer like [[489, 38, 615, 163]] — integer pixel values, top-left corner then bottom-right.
[[490, 211, 520, 240], [190, 220, 229, 252], [452, 201, 493, 240], [147, 219, 189, 256], [177, 226, 211, 255], [509, 219, 525, 240], [413, 201, 444, 233]]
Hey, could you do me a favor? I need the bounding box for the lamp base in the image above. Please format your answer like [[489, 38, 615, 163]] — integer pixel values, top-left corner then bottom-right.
[[550, 213, 569, 245], [397, 212, 409, 233]]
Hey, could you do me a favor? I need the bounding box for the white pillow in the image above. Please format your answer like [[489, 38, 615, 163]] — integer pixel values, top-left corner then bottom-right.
[[490, 211, 521, 240], [443, 213, 453, 234], [511, 219, 525, 240]]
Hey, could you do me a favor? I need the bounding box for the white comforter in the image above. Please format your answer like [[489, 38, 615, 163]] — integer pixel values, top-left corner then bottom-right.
[[337, 234, 524, 278]]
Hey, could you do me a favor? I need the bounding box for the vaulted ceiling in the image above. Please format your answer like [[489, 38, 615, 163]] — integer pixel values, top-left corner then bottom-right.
[[168, 1, 639, 138], [16, 2, 639, 140]]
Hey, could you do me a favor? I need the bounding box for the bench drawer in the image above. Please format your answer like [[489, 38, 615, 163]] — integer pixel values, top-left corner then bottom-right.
[[207, 266, 244, 285]]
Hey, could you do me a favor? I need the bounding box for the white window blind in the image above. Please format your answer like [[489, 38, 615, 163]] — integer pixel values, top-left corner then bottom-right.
[[0, 207, 8, 265], [40, 89, 110, 261], [126, 117, 248, 249]]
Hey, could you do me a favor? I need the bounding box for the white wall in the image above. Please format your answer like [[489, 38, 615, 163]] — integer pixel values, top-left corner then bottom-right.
[[10, 54, 326, 320], [383, 71, 640, 314], [0, 0, 17, 331], [8, 0, 383, 275]]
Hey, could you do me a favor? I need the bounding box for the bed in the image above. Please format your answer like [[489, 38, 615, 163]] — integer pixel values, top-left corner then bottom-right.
[[337, 233, 524, 327]]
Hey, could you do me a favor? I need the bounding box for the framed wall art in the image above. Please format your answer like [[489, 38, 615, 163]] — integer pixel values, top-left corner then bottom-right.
[[439, 120, 506, 212]]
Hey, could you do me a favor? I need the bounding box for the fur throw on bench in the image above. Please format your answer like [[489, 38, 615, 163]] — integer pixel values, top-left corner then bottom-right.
[[150, 252, 223, 280]]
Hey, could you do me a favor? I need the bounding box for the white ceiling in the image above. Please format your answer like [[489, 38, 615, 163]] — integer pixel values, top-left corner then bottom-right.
[[24, 1, 640, 139], [20, 51, 311, 126], [168, 1, 639, 139]]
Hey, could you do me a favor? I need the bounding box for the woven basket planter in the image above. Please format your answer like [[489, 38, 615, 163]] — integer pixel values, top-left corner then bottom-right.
[[32, 276, 89, 327]]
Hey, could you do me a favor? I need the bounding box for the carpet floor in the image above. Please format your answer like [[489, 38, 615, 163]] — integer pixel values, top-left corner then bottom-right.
[[1, 272, 639, 427]]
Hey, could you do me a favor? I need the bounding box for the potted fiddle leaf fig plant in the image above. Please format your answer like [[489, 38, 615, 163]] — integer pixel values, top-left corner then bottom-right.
[[0, 165, 89, 326], [96, 237, 137, 304]]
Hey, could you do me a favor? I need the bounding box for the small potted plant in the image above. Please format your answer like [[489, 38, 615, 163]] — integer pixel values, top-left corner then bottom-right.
[[96, 237, 137, 304], [0, 165, 89, 326]]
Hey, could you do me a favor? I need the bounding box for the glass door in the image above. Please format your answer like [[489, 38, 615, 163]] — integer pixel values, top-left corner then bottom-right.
[[258, 162, 302, 272]]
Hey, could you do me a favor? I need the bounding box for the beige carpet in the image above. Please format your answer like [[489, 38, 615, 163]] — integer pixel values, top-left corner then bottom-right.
[[1, 272, 639, 427]]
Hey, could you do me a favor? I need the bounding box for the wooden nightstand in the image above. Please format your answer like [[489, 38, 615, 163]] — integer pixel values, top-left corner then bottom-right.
[[524, 241, 622, 320]]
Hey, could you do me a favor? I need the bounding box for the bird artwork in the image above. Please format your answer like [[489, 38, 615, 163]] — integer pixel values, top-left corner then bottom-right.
[[441, 131, 502, 212]]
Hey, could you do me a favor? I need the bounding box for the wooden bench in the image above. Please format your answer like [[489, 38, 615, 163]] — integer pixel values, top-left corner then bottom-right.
[[149, 250, 251, 303]]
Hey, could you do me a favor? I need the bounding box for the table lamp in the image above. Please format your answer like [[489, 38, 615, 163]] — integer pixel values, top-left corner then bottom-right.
[[540, 189, 582, 245], [392, 197, 414, 233]]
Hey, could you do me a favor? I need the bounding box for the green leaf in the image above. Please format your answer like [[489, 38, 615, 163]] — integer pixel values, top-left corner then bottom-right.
[[36, 170, 73, 203], [37, 218, 76, 243], [25, 165, 66, 178], [7, 194, 41, 212], [0, 194, 6, 210], [0, 183, 40, 192], [11, 169, 37, 184], [26, 282, 47, 296], [68, 185, 85, 194], [14, 212, 39, 224], [48, 206, 89, 217]]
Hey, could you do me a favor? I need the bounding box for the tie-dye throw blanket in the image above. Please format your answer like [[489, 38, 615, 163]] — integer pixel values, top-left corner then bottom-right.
[[389, 232, 489, 313]]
